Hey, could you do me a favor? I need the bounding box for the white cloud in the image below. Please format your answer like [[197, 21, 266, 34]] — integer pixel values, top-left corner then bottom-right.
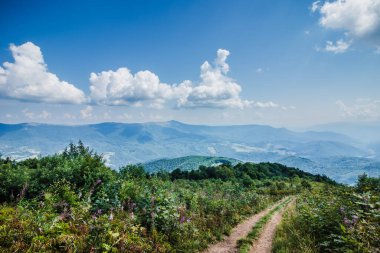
[[22, 109, 50, 119], [318, 0, 380, 37], [89, 49, 258, 109], [89, 67, 174, 106], [80, 106, 93, 119], [313, 0, 380, 49], [253, 101, 279, 108], [311, 1, 321, 12], [336, 99, 380, 120], [325, 39, 352, 53], [0, 42, 86, 104], [40, 110, 50, 119], [176, 49, 252, 109], [64, 113, 76, 119], [208, 146, 217, 155]]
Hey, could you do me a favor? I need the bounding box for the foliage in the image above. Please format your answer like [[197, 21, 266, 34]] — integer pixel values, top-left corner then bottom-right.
[[0, 142, 314, 252], [165, 162, 335, 185], [142, 155, 241, 173], [273, 178, 380, 253], [2, 142, 372, 252]]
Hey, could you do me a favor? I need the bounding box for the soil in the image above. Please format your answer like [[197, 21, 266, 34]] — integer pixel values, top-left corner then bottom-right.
[[248, 199, 294, 253], [204, 198, 287, 253]]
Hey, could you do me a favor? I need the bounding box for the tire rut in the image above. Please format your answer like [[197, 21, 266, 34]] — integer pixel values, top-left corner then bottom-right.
[[204, 198, 288, 253]]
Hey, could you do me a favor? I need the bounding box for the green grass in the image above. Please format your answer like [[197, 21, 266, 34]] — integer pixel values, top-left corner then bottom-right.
[[237, 197, 293, 253], [271, 201, 317, 253]]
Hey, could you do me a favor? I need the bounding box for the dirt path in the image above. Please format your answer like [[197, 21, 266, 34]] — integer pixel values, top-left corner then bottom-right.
[[204, 198, 287, 253], [248, 199, 294, 253]]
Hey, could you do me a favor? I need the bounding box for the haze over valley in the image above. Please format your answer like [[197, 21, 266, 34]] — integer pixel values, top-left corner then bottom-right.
[[1, 120, 379, 184]]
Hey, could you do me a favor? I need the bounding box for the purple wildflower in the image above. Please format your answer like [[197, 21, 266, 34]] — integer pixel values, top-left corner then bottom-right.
[[343, 217, 351, 226]]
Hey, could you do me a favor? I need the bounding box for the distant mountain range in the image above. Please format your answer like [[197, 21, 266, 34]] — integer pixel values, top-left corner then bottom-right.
[[310, 121, 380, 143], [0, 121, 379, 184]]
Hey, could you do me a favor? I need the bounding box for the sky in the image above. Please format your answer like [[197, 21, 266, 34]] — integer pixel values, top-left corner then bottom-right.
[[0, 0, 380, 127]]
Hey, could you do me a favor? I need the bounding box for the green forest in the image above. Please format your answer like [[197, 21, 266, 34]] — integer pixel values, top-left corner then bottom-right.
[[0, 142, 379, 252]]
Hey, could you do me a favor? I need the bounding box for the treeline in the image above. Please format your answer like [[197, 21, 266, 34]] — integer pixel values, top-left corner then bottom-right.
[[0, 141, 334, 203], [166, 162, 334, 185]]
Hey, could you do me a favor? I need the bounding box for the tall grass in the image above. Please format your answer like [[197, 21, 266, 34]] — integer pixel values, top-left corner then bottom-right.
[[272, 200, 317, 253], [272, 180, 380, 253]]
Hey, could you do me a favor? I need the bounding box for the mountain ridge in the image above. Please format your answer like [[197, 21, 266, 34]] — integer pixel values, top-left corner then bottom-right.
[[1, 121, 379, 184]]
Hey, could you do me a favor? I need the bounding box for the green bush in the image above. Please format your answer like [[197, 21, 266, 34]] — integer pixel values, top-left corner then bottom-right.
[[0, 142, 343, 252], [273, 180, 380, 253]]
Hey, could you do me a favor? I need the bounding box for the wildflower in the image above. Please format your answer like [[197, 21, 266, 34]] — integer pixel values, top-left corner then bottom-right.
[[343, 217, 351, 226], [59, 213, 66, 221], [109, 212, 114, 221]]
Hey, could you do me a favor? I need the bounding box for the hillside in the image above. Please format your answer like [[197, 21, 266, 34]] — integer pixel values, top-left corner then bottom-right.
[[142, 156, 241, 173], [0, 143, 377, 253], [0, 121, 378, 184]]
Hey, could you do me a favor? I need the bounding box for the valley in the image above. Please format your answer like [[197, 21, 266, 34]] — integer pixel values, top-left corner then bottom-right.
[[1, 121, 379, 184]]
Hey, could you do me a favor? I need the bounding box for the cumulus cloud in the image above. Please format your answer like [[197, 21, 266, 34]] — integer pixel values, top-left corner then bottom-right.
[[0, 42, 86, 104], [336, 99, 380, 120], [89, 68, 175, 106], [80, 106, 93, 118], [325, 39, 352, 53], [89, 49, 258, 109], [176, 49, 252, 109], [312, 0, 380, 50]]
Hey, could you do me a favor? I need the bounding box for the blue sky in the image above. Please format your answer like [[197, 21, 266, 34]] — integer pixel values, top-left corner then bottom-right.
[[1, 0, 380, 127]]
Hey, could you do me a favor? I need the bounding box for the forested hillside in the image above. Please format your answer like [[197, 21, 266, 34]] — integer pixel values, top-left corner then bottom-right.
[[0, 142, 378, 252], [142, 156, 241, 173], [1, 121, 378, 184]]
